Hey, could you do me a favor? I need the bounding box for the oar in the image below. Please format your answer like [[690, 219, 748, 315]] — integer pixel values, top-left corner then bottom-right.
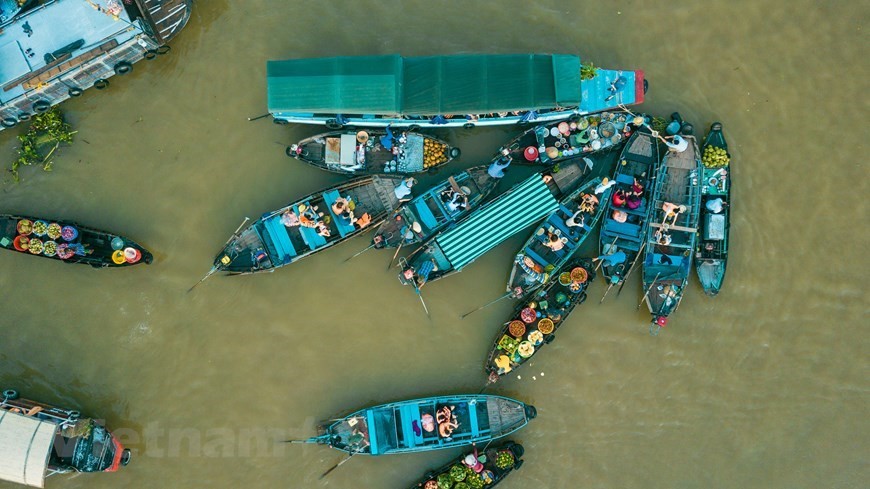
[[595, 237, 619, 271], [414, 285, 431, 318], [344, 243, 377, 263], [187, 266, 217, 293], [617, 242, 645, 296], [388, 224, 421, 270], [636, 272, 661, 310], [460, 289, 518, 320], [388, 241, 405, 270], [247, 113, 271, 122], [320, 451, 358, 479], [599, 282, 615, 304]]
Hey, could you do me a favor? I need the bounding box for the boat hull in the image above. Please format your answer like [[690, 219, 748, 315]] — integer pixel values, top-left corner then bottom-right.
[[695, 122, 731, 296], [408, 441, 525, 488]]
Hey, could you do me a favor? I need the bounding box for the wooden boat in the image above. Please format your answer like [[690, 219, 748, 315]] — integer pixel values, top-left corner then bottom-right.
[[695, 122, 731, 296], [267, 54, 645, 129], [506, 177, 608, 300], [501, 110, 636, 165], [487, 259, 595, 382], [0, 214, 153, 267], [398, 155, 593, 290], [1, 388, 130, 487], [409, 441, 525, 489], [371, 164, 499, 249], [301, 395, 535, 456], [210, 175, 404, 274], [0, 0, 192, 131], [641, 116, 703, 335], [598, 126, 661, 297], [287, 129, 459, 175]]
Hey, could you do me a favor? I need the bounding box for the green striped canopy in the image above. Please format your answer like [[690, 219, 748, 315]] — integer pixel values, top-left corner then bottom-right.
[[437, 175, 558, 270]]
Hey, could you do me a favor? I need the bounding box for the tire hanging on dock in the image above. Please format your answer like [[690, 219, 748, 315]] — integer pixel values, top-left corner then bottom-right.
[[114, 61, 133, 75], [157, 45, 171, 55], [32, 100, 50, 113], [68, 87, 83, 97], [94, 79, 110, 90], [325, 119, 343, 130], [1, 118, 16, 128], [143, 50, 158, 60]]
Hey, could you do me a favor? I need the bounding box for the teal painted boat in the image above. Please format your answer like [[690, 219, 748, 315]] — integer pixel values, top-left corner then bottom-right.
[[302, 395, 535, 456], [487, 258, 595, 382], [267, 54, 646, 129], [372, 164, 500, 249], [506, 176, 609, 300], [598, 126, 661, 298], [695, 122, 731, 296], [0, 0, 192, 131], [398, 156, 592, 289], [641, 115, 703, 335], [209, 175, 403, 275], [287, 128, 459, 176], [408, 441, 525, 488]]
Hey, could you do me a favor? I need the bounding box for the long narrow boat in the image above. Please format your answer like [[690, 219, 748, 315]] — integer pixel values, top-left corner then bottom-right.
[[641, 122, 703, 335], [0, 214, 152, 267], [209, 176, 404, 275], [1, 388, 130, 487], [398, 156, 593, 289], [371, 164, 500, 249], [409, 441, 525, 489], [301, 395, 535, 456], [507, 177, 608, 300], [487, 259, 595, 382], [0, 0, 192, 130], [501, 110, 637, 166], [695, 122, 731, 296], [267, 54, 645, 129], [287, 129, 459, 175], [598, 126, 661, 295]]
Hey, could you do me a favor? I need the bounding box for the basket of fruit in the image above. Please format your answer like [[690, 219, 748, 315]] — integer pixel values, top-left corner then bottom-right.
[[423, 140, 447, 169], [702, 145, 730, 168], [27, 238, 43, 254], [13, 235, 29, 251], [437, 473, 452, 489], [520, 307, 537, 324], [497, 335, 519, 354], [423, 480, 438, 489], [57, 243, 75, 260], [32, 220, 48, 237], [570, 267, 587, 284], [559, 272, 572, 285], [43, 241, 58, 257], [47, 223, 62, 240], [508, 320, 526, 338], [450, 464, 467, 482], [537, 318, 555, 334], [495, 450, 514, 469], [17, 219, 32, 235]]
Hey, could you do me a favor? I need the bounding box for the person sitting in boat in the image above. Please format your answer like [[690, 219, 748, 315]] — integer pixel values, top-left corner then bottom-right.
[[565, 209, 586, 230], [632, 178, 644, 196], [394, 177, 417, 201], [352, 213, 372, 229], [444, 191, 468, 213], [315, 221, 331, 238], [655, 229, 672, 246], [612, 189, 627, 207], [421, 413, 436, 434], [594, 250, 627, 267], [332, 197, 350, 216], [281, 210, 300, 227], [579, 193, 599, 213], [436, 405, 458, 438], [299, 204, 322, 227], [706, 198, 727, 214], [626, 193, 642, 210], [544, 232, 565, 252], [462, 445, 486, 473]]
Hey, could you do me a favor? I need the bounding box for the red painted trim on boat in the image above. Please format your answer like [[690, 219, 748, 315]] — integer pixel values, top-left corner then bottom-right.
[[634, 70, 645, 104], [105, 438, 124, 472]]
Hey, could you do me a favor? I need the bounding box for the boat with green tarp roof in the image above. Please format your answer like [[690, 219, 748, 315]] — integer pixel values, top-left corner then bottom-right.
[[267, 53, 645, 129]]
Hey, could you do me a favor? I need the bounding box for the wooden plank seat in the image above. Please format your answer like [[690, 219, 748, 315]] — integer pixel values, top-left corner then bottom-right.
[[294, 204, 327, 250], [523, 245, 551, 267], [263, 215, 297, 262], [414, 199, 440, 230], [603, 219, 642, 239], [615, 172, 636, 185]]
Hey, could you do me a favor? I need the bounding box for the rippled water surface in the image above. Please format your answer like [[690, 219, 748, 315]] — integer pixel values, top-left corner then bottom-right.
[[1, 1, 868, 488]]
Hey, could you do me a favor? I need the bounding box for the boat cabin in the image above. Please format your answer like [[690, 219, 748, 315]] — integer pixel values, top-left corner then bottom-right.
[[1, 389, 129, 487]]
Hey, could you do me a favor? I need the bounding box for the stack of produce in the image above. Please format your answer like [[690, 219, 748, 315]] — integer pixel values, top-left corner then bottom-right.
[[702, 145, 729, 168], [423, 139, 448, 169]]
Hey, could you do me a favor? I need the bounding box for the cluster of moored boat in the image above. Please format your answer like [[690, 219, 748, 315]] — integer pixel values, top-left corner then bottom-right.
[[1, 5, 734, 484]]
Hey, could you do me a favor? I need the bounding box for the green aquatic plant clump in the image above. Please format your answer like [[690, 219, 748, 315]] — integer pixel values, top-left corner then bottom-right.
[[8, 107, 77, 183], [580, 62, 599, 80]]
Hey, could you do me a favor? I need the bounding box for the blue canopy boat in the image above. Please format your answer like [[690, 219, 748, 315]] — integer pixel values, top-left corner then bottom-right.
[[641, 116, 703, 335], [398, 156, 592, 290], [0, 0, 192, 131], [267, 54, 646, 129], [695, 122, 731, 296], [598, 125, 661, 298], [286, 128, 460, 176], [487, 258, 595, 382], [372, 164, 500, 249], [209, 175, 404, 275], [500, 110, 633, 166], [506, 176, 609, 300], [408, 441, 525, 488], [303, 395, 535, 456]]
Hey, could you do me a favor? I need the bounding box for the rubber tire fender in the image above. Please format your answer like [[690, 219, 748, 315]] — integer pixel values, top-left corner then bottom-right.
[[2, 389, 19, 400], [325, 119, 343, 130], [94, 79, 110, 90], [68, 87, 83, 97], [143, 50, 158, 60], [1, 118, 17, 128], [114, 61, 133, 75], [32, 100, 50, 113]]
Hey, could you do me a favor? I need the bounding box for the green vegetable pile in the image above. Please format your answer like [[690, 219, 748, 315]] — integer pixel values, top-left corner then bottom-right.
[[702, 145, 729, 168], [450, 464, 467, 481]]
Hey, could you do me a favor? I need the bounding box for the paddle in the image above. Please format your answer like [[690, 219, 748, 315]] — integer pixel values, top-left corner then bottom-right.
[[187, 266, 217, 293], [319, 448, 362, 480], [388, 223, 421, 270], [247, 113, 271, 122], [460, 288, 521, 320], [344, 243, 377, 263], [187, 217, 250, 293], [637, 272, 661, 310], [599, 282, 615, 304], [617, 242, 645, 296], [414, 284, 431, 318], [595, 237, 619, 271]]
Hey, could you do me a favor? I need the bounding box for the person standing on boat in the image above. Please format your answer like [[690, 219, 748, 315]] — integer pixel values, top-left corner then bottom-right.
[[706, 198, 727, 214], [394, 177, 417, 201], [488, 155, 512, 179], [656, 133, 689, 153]]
